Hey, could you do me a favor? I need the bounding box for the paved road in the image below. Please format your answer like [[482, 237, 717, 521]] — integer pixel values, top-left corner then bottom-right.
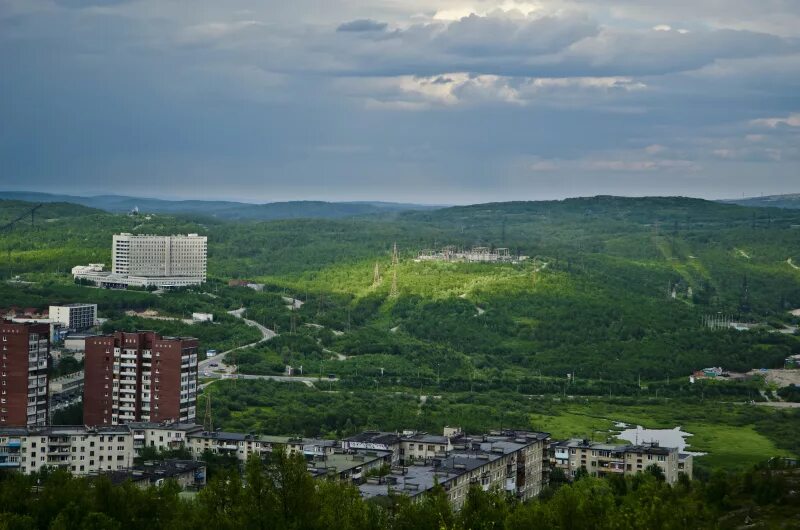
[[197, 307, 343, 389], [198, 307, 275, 373]]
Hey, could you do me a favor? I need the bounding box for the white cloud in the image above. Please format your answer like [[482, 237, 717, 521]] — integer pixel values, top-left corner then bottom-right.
[[178, 20, 264, 44], [749, 113, 800, 128]]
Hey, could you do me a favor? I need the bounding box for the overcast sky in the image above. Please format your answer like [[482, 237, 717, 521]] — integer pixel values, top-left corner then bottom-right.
[[1, 0, 799, 204]]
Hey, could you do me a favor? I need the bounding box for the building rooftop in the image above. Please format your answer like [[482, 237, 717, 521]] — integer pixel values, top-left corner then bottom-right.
[[551, 438, 678, 455], [402, 433, 450, 444], [128, 422, 203, 433], [345, 431, 401, 446], [103, 459, 205, 486], [308, 450, 391, 477]]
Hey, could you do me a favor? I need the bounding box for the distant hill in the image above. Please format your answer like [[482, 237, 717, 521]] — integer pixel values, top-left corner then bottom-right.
[[722, 193, 800, 209], [0, 199, 104, 227], [0, 191, 439, 220]]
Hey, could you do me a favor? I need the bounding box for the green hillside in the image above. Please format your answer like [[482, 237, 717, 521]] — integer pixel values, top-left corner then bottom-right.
[[3, 196, 800, 468]]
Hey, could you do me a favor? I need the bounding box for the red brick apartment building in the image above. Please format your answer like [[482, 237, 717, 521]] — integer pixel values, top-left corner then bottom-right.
[[84, 331, 198, 426], [0, 321, 49, 427]]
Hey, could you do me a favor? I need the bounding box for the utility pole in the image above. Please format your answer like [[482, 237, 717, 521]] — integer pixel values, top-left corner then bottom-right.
[[203, 392, 213, 432]]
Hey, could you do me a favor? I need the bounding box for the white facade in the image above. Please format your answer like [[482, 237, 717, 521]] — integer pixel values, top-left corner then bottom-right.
[[112, 233, 206, 280], [73, 234, 207, 288], [50, 304, 97, 331], [0, 426, 134, 475]]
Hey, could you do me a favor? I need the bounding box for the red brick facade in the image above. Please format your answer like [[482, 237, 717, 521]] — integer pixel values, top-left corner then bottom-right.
[[0, 321, 49, 427], [84, 331, 198, 426]]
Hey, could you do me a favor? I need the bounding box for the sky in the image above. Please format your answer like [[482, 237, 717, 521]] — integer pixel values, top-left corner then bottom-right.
[[1, 0, 799, 204]]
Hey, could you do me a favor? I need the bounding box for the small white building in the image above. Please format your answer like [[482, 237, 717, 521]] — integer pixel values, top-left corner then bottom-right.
[[192, 312, 214, 322]]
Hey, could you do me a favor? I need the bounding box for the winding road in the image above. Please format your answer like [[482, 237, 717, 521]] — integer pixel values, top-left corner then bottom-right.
[[199, 307, 338, 389], [198, 307, 275, 373]]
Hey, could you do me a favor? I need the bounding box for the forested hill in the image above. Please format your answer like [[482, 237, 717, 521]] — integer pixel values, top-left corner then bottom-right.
[[722, 193, 800, 210], [405, 195, 788, 225], [0, 199, 104, 225], [0, 191, 437, 220]]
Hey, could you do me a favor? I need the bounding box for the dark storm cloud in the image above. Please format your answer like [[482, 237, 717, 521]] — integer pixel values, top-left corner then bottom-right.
[[336, 19, 388, 32], [0, 0, 798, 202]]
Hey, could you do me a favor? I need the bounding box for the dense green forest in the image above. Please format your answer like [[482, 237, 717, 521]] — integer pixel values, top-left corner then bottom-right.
[[2, 196, 800, 470], [1, 453, 798, 529]]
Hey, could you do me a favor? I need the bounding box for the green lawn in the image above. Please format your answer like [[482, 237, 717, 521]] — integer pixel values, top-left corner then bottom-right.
[[530, 400, 795, 470]]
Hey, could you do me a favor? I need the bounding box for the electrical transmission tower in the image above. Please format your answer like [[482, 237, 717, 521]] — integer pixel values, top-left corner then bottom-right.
[[390, 242, 399, 297], [1, 203, 42, 232], [372, 262, 381, 286]]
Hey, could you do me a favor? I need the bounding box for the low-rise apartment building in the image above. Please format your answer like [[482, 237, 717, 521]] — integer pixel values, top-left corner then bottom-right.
[[360, 430, 550, 509], [3, 423, 552, 511], [549, 438, 692, 484], [0, 425, 133, 475]]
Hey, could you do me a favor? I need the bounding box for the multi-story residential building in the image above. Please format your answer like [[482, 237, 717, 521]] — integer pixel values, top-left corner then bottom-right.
[[0, 425, 133, 475], [49, 304, 97, 332], [73, 233, 207, 288], [360, 430, 551, 509], [83, 331, 198, 426], [549, 438, 692, 484], [0, 321, 49, 427]]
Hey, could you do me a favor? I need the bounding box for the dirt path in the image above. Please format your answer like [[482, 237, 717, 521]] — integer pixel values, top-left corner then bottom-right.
[[788, 258, 799, 270], [282, 296, 304, 309]]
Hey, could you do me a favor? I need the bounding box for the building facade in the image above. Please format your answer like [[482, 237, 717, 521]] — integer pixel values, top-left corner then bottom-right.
[[359, 430, 551, 509], [49, 304, 97, 331], [0, 321, 49, 427], [549, 439, 692, 484], [113, 233, 207, 281], [0, 425, 133, 475], [73, 233, 207, 288], [84, 332, 198, 426]]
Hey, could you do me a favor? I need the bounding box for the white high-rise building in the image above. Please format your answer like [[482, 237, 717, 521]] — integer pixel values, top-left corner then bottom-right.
[[73, 234, 207, 288], [113, 233, 207, 280]]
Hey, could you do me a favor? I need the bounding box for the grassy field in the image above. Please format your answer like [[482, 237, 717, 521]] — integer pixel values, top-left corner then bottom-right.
[[530, 400, 794, 470]]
